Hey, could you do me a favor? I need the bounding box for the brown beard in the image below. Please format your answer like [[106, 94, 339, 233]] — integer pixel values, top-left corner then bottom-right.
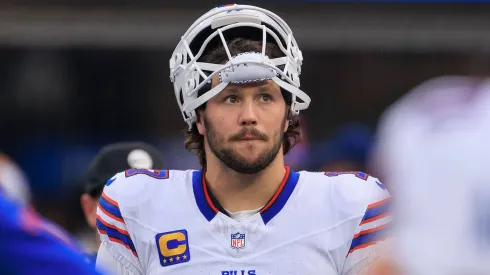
[[204, 112, 286, 174]]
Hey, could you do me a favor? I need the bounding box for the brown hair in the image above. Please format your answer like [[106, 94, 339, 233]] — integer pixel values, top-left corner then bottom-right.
[[184, 38, 302, 167]]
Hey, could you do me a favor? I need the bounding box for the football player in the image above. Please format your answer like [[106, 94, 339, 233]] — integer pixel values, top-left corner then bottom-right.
[[369, 76, 490, 275], [0, 186, 103, 275], [81, 142, 164, 266], [96, 4, 391, 275]]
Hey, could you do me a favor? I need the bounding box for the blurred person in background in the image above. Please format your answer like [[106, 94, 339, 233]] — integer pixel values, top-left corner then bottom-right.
[[308, 123, 373, 173], [80, 142, 164, 267], [0, 184, 103, 275], [96, 4, 390, 275], [368, 76, 490, 275], [0, 152, 31, 206]]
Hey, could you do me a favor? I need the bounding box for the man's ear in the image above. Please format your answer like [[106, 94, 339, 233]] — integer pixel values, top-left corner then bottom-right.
[[284, 110, 291, 132], [80, 193, 98, 229], [284, 119, 289, 132], [196, 110, 206, 135]]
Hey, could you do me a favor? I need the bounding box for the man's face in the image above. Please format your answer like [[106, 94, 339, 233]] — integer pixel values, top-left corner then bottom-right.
[[197, 77, 289, 174], [80, 193, 99, 229]]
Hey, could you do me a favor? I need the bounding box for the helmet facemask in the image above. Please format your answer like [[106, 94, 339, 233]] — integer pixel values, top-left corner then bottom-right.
[[169, 5, 311, 128]]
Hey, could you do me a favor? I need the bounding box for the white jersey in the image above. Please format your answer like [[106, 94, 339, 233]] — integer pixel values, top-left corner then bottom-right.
[[373, 76, 490, 275], [95, 167, 390, 275]]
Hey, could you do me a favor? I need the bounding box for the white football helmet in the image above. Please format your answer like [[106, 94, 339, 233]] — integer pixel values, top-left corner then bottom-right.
[[169, 4, 311, 128], [0, 152, 30, 206]]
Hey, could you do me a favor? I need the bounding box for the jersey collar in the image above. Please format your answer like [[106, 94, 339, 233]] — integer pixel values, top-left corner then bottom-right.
[[192, 166, 300, 224]]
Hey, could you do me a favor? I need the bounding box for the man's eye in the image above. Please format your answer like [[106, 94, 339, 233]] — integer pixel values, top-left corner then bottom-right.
[[224, 96, 238, 104], [259, 94, 271, 103]]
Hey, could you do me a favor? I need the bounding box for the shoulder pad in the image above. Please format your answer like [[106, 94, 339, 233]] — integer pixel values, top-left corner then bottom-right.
[[324, 171, 390, 216]]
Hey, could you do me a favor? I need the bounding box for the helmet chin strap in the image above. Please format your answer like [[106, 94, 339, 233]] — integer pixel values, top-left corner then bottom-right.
[[182, 52, 311, 121], [183, 52, 279, 113], [219, 52, 277, 84], [183, 82, 229, 113]]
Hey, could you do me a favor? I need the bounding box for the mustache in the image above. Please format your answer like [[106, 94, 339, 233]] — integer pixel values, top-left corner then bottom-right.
[[229, 127, 268, 142]]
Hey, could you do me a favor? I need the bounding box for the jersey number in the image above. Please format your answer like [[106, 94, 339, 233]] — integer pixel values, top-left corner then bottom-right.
[[324, 171, 369, 181], [125, 169, 169, 179]]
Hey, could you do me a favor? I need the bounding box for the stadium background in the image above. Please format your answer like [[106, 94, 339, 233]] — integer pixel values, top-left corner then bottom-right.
[[1, 0, 489, 249]]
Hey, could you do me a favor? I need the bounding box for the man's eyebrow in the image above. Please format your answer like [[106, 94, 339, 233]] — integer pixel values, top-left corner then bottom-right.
[[258, 83, 278, 93], [258, 85, 271, 93], [222, 87, 239, 94]]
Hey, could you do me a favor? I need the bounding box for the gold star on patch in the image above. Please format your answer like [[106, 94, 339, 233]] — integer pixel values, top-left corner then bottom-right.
[[176, 256, 181, 261], [169, 257, 174, 262], [183, 254, 188, 260], [163, 259, 167, 264]]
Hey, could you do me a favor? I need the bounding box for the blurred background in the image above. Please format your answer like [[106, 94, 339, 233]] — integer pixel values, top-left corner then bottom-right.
[[1, 0, 490, 250]]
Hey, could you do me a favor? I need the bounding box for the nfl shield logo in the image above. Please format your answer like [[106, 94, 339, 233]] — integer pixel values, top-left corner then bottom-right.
[[231, 232, 245, 249]]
